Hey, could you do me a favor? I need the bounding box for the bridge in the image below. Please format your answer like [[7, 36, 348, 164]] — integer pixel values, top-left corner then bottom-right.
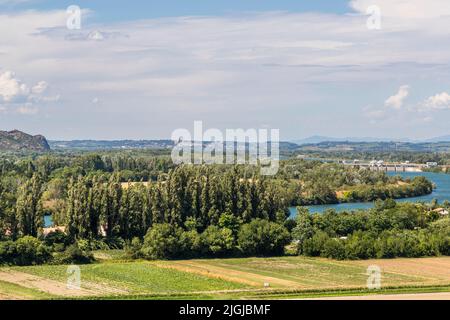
[[342, 161, 427, 172], [296, 156, 439, 172]]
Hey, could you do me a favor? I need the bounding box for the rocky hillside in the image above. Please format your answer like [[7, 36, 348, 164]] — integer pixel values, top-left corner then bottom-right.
[[0, 130, 50, 152]]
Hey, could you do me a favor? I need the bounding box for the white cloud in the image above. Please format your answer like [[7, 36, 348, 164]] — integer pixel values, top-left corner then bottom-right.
[[350, 0, 450, 18], [385, 85, 409, 109], [0, 71, 29, 102], [31, 81, 48, 94], [422, 92, 450, 110], [365, 87, 450, 128], [17, 105, 38, 115], [0, 71, 57, 115]]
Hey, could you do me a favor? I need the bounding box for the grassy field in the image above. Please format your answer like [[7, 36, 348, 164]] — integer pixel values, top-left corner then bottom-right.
[[0, 280, 54, 300], [1, 255, 450, 300]]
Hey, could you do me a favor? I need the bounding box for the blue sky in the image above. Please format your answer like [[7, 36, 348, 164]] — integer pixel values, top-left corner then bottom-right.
[[2, 1, 351, 20], [1, 0, 450, 140]]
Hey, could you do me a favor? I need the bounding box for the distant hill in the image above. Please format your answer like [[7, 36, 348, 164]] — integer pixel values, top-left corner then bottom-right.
[[293, 135, 450, 145], [292, 135, 408, 145], [294, 141, 450, 153], [49, 140, 175, 150], [424, 135, 450, 143], [0, 130, 50, 152], [49, 140, 300, 153]]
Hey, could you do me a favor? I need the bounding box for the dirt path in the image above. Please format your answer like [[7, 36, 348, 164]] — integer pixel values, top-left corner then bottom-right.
[[156, 261, 304, 289], [0, 270, 126, 297], [303, 292, 450, 300]]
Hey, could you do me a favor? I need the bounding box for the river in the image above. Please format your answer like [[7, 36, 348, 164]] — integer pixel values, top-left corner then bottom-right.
[[289, 172, 450, 217], [44, 215, 53, 228]]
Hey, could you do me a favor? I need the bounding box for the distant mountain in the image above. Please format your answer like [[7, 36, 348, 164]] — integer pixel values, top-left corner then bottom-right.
[[292, 136, 406, 145], [423, 135, 450, 143], [49, 139, 175, 150], [0, 130, 50, 152], [293, 135, 450, 144], [294, 140, 450, 153], [49, 139, 300, 153]]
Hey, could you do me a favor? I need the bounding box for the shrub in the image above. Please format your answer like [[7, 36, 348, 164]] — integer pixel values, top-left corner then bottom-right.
[[141, 223, 184, 259], [0, 236, 52, 266], [180, 230, 203, 258], [0, 241, 17, 265], [42, 230, 69, 247], [53, 243, 94, 264], [77, 239, 110, 251], [103, 237, 125, 249], [125, 237, 143, 259], [302, 231, 330, 257], [322, 238, 346, 260], [238, 219, 290, 256], [201, 225, 235, 256]]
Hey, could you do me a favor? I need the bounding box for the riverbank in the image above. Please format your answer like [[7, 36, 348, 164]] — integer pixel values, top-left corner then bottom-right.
[[289, 171, 450, 215]]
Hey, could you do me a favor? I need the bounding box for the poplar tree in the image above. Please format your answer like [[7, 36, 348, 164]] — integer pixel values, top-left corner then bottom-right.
[[102, 174, 122, 237], [151, 182, 167, 224], [16, 174, 44, 237], [66, 177, 90, 239]]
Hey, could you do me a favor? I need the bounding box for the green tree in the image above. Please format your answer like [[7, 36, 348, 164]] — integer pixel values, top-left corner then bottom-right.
[[16, 174, 44, 237], [141, 223, 183, 259], [291, 207, 315, 254], [238, 219, 290, 256], [201, 225, 235, 256]]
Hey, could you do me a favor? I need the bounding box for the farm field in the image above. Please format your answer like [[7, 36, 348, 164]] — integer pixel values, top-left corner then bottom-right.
[[1, 255, 450, 300]]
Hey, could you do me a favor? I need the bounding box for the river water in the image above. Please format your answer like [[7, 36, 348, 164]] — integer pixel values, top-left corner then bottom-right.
[[289, 172, 450, 217], [44, 215, 53, 228]]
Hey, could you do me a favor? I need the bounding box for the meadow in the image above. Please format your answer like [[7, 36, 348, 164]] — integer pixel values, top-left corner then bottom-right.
[[1, 253, 450, 300]]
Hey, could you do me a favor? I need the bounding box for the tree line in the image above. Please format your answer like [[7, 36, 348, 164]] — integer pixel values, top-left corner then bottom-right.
[[292, 200, 450, 260], [1, 164, 291, 264], [63, 165, 289, 241]]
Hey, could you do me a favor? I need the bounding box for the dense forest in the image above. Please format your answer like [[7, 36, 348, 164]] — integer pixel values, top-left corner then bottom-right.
[[0, 152, 445, 265]]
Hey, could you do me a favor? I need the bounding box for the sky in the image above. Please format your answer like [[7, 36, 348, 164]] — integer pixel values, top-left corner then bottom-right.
[[1, 0, 450, 140]]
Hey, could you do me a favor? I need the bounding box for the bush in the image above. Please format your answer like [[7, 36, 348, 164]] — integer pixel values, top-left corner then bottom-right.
[[322, 238, 346, 260], [180, 230, 203, 258], [201, 225, 235, 256], [238, 219, 290, 256], [103, 237, 125, 249], [53, 243, 94, 264], [125, 237, 143, 259], [345, 232, 376, 259], [77, 239, 110, 251], [141, 223, 184, 259], [42, 230, 69, 247], [0, 236, 52, 266], [302, 231, 330, 257], [0, 241, 16, 264]]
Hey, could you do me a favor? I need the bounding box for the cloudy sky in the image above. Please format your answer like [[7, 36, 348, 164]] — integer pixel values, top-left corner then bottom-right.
[[1, 0, 450, 140]]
